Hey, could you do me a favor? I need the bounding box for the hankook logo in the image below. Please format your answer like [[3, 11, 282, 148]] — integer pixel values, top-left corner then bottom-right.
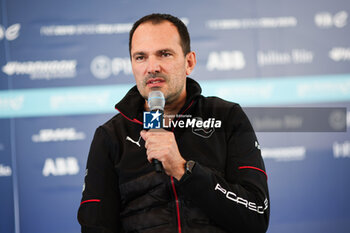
[[2, 60, 77, 80], [90, 55, 132, 79]]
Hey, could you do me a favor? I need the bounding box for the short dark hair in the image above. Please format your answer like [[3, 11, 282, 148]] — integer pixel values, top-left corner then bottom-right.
[[129, 13, 191, 57]]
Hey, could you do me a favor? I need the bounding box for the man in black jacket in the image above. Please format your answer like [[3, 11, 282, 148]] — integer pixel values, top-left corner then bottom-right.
[[78, 13, 269, 233]]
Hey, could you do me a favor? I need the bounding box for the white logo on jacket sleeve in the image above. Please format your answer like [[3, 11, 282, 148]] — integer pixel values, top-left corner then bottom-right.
[[215, 183, 268, 214], [255, 141, 261, 150]]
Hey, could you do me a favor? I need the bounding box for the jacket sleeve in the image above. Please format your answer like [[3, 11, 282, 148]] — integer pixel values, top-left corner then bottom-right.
[[178, 104, 269, 233], [77, 126, 121, 233]]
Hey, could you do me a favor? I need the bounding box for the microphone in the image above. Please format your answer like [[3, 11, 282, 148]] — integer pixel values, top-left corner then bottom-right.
[[148, 91, 165, 173]]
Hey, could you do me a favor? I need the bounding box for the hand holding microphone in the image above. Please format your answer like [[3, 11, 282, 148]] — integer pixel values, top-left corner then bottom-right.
[[141, 91, 186, 179], [146, 91, 165, 173]]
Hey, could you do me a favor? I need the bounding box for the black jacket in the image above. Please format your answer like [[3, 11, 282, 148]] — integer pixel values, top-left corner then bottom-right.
[[78, 78, 269, 233]]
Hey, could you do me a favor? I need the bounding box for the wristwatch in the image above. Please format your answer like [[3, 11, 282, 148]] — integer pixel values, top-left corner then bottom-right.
[[185, 160, 196, 174]]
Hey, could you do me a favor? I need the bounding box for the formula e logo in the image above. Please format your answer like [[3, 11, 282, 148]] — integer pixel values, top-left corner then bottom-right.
[[143, 110, 162, 129], [0, 24, 21, 41]]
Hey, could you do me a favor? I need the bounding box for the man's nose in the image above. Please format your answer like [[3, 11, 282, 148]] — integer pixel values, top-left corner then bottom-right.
[[146, 56, 161, 74]]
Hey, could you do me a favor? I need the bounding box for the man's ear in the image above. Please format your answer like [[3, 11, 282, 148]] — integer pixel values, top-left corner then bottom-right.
[[185, 51, 196, 75]]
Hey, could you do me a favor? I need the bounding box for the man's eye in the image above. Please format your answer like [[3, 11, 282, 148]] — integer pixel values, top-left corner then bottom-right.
[[162, 52, 171, 57], [135, 56, 144, 61]]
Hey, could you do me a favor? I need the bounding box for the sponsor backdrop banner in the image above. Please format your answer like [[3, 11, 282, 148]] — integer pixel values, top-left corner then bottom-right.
[[0, 0, 349, 233]]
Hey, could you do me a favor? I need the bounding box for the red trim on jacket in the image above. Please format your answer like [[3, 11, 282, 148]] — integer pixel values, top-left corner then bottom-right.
[[115, 107, 143, 125], [170, 177, 182, 233], [172, 100, 194, 132], [80, 199, 101, 205], [180, 100, 194, 115], [239, 166, 268, 180]]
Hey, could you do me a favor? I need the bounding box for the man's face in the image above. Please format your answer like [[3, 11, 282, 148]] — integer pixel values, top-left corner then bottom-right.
[[130, 21, 195, 104]]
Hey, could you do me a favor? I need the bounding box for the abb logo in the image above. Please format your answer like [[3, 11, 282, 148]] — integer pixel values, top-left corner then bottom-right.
[[206, 51, 246, 71], [42, 157, 80, 177]]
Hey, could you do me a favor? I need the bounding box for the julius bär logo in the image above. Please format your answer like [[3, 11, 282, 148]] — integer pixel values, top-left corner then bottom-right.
[[143, 110, 162, 129]]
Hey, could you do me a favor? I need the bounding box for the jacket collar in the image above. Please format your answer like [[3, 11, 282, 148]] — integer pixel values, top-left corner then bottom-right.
[[115, 77, 202, 124]]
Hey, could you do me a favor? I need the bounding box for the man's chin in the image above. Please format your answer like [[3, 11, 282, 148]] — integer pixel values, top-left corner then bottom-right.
[[150, 87, 162, 90], [148, 86, 166, 94]]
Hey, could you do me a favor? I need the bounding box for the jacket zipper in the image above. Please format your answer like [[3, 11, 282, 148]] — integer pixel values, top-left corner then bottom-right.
[[170, 176, 182, 233], [169, 100, 194, 232]]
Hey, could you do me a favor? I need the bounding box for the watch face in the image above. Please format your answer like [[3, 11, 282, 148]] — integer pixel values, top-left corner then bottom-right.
[[186, 160, 196, 174]]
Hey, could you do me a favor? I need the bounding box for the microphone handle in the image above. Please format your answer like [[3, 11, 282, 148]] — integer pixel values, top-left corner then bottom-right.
[[151, 109, 164, 173], [152, 159, 163, 173]]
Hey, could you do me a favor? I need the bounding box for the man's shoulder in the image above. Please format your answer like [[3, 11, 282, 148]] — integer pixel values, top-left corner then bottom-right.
[[196, 95, 248, 122], [98, 113, 125, 133], [199, 95, 240, 109]]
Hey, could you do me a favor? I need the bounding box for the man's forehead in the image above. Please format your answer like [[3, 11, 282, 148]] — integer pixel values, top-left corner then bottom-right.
[[132, 21, 179, 41], [131, 21, 182, 53], [136, 20, 176, 31]]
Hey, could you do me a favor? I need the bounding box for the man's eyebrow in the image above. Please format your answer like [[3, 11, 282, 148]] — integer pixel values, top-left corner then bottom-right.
[[157, 48, 176, 54], [132, 51, 146, 58], [132, 49, 177, 58]]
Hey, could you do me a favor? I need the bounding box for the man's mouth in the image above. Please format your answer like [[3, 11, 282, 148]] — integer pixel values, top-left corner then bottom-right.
[[146, 78, 165, 87]]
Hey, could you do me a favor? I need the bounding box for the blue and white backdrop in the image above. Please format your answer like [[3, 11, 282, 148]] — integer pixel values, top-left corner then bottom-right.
[[1, 0, 350, 232]]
